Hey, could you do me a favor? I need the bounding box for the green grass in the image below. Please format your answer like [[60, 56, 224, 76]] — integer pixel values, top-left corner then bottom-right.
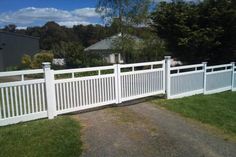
[[0, 116, 82, 157], [152, 92, 236, 136]]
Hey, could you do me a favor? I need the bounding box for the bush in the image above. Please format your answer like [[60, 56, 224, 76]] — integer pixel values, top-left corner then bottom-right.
[[21, 50, 54, 69], [21, 55, 32, 69], [31, 51, 54, 69]]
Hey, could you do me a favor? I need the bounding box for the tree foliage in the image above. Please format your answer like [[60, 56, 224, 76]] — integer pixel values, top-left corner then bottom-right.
[[112, 35, 140, 63], [112, 32, 166, 63], [52, 41, 85, 68], [151, 0, 236, 64], [96, 0, 151, 34], [140, 33, 166, 62]]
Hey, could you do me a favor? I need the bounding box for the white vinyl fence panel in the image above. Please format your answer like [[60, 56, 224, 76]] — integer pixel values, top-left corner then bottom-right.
[[205, 64, 233, 94], [120, 61, 165, 102], [169, 64, 204, 99], [0, 70, 47, 126], [54, 65, 117, 115], [168, 62, 235, 99]]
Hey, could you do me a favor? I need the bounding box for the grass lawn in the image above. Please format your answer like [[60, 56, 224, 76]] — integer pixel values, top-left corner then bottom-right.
[[0, 116, 82, 157], [152, 91, 236, 136]]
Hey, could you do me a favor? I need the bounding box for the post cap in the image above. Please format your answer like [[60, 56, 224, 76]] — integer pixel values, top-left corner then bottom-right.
[[202, 62, 207, 65], [164, 56, 171, 60], [231, 62, 235, 64], [42, 62, 51, 69]]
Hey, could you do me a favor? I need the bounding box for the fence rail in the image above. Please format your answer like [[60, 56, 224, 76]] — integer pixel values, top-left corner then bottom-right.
[[0, 58, 235, 126]]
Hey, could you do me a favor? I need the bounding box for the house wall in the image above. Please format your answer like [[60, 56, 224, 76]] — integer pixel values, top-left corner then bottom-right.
[[105, 53, 124, 64], [0, 32, 39, 71], [109, 54, 116, 64]]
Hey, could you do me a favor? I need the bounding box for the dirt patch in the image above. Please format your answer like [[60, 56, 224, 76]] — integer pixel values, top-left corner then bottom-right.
[[107, 107, 159, 135]]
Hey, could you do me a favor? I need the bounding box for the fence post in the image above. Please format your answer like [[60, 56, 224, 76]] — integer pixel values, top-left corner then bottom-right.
[[43, 62, 57, 119], [165, 56, 171, 99], [115, 64, 121, 104], [231, 62, 235, 91], [202, 62, 207, 94]]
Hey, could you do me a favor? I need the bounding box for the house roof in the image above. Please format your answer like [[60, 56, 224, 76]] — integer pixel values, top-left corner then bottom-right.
[[84, 33, 141, 52], [0, 31, 39, 40]]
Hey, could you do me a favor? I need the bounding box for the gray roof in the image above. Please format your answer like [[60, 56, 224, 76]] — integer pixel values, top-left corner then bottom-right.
[[84, 33, 141, 52], [0, 31, 39, 40]]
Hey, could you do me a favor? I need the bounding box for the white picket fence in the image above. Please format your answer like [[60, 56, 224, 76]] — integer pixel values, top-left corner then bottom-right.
[[0, 56, 235, 126], [168, 61, 236, 99]]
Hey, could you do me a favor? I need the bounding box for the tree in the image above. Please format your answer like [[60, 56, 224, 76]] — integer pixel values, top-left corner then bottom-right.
[[151, 0, 236, 64], [96, 0, 151, 35], [52, 41, 85, 68], [4, 24, 17, 32], [140, 33, 166, 62], [96, 0, 154, 63], [40, 22, 71, 50], [112, 34, 140, 63]]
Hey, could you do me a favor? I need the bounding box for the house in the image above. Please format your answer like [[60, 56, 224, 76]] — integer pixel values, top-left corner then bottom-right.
[[84, 33, 142, 64], [0, 31, 40, 70]]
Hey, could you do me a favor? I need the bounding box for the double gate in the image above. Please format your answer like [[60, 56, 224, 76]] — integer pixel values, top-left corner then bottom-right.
[[54, 61, 165, 115]]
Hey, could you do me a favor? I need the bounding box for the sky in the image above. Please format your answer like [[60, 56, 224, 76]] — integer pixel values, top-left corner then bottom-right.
[[0, 0, 197, 29], [0, 0, 102, 29]]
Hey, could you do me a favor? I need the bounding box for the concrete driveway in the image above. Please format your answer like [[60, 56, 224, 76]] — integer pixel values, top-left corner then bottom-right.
[[74, 102, 236, 157]]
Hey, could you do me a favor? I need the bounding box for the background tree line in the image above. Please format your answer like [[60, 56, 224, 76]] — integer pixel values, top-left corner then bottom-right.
[[2, 0, 236, 69], [151, 0, 236, 64]]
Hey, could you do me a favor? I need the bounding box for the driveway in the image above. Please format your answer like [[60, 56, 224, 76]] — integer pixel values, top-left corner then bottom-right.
[[74, 102, 236, 157]]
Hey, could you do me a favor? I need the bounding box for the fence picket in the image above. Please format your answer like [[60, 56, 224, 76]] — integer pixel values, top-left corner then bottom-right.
[[10, 87, 15, 117], [1, 88, 6, 118], [38, 84, 42, 112], [41, 83, 46, 111], [14, 86, 19, 116], [5, 88, 10, 117], [34, 84, 38, 112], [30, 85, 34, 113], [26, 85, 30, 113]]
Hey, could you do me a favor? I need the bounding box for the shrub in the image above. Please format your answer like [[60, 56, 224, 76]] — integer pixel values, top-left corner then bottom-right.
[[21, 50, 54, 69], [31, 51, 54, 69], [21, 54, 32, 69]]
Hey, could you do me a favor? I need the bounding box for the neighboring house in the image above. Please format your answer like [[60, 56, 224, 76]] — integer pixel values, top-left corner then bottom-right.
[[84, 33, 141, 64], [0, 31, 40, 70], [171, 58, 183, 66]]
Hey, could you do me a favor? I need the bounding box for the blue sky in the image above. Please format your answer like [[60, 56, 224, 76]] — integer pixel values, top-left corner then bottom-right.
[[0, 0, 102, 28], [0, 0, 196, 29]]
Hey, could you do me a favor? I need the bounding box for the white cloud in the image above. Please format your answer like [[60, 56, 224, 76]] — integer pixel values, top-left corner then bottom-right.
[[0, 7, 101, 28], [16, 26, 27, 30], [57, 21, 92, 27], [153, 0, 198, 3], [72, 8, 99, 17]]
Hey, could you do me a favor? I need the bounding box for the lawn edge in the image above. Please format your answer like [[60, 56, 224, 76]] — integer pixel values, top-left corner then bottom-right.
[[149, 100, 236, 143]]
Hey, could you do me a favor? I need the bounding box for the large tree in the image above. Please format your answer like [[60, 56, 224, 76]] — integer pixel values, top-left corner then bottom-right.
[[3, 24, 17, 32], [151, 0, 236, 64], [96, 0, 151, 35], [96, 0, 154, 63]]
